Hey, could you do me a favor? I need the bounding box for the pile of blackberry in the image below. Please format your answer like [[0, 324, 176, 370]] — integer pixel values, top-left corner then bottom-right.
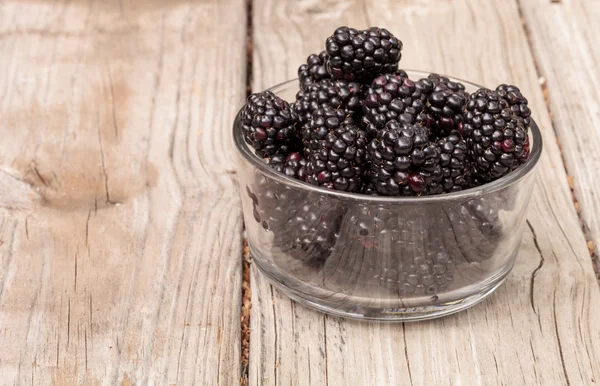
[[240, 26, 533, 196]]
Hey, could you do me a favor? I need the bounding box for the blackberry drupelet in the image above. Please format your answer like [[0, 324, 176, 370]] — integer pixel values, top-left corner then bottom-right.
[[325, 26, 402, 81], [305, 121, 368, 192], [367, 121, 443, 196], [268, 152, 308, 180], [298, 51, 330, 90], [496, 84, 532, 126], [416, 73, 469, 138], [396, 69, 409, 78], [361, 73, 426, 137], [437, 133, 472, 192], [460, 88, 530, 181], [293, 79, 362, 124], [241, 91, 301, 157]]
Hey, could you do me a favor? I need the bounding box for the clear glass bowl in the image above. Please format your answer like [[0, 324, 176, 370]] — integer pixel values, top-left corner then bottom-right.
[[234, 70, 542, 321]]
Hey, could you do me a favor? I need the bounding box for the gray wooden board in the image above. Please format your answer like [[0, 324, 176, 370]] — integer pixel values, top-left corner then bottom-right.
[[249, 0, 600, 385], [0, 0, 246, 384]]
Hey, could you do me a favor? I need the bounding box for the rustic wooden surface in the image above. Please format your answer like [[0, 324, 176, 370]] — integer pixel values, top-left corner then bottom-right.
[[519, 0, 600, 268], [249, 0, 600, 385], [0, 0, 246, 385], [1, 0, 600, 385]]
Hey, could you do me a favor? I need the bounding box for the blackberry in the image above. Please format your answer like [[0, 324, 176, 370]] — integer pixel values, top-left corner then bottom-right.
[[460, 88, 530, 181], [298, 51, 330, 90], [328, 205, 454, 296], [325, 26, 402, 81], [247, 179, 344, 268], [268, 152, 308, 180], [416, 74, 469, 138], [496, 84, 531, 126], [367, 122, 443, 196], [443, 202, 503, 264], [293, 79, 362, 124], [305, 121, 368, 192], [322, 206, 391, 294], [240, 91, 301, 157], [437, 133, 472, 192], [467, 197, 503, 239], [361, 73, 426, 137], [279, 199, 343, 266]]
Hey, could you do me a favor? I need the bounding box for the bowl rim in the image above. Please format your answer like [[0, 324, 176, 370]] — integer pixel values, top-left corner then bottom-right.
[[233, 70, 543, 203]]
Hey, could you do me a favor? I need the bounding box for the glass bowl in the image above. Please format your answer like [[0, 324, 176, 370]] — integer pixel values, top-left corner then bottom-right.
[[234, 70, 542, 321]]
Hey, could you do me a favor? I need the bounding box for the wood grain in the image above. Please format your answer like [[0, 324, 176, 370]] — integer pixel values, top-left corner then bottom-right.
[[518, 0, 600, 268], [0, 0, 246, 384], [249, 0, 600, 385]]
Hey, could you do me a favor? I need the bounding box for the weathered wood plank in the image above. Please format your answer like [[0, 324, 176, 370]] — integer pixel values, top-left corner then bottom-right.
[[0, 0, 246, 384], [518, 0, 600, 269], [249, 0, 600, 385]]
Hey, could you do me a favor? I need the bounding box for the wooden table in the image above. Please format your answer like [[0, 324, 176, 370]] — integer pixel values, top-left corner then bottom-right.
[[0, 0, 599, 385]]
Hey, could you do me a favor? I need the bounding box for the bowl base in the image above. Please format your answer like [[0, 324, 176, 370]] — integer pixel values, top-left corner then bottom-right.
[[253, 256, 509, 322]]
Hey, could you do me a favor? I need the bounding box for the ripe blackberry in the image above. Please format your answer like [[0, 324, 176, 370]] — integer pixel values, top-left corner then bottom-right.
[[330, 205, 454, 296], [293, 79, 362, 124], [298, 51, 330, 90], [367, 122, 443, 196], [325, 26, 402, 81], [305, 121, 368, 192], [279, 200, 343, 266], [437, 133, 472, 192], [241, 91, 301, 157], [443, 201, 503, 264], [247, 179, 344, 268], [496, 84, 531, 126], [361, 73, 426, 136], [268, 152, 308, 180], [416, 74, 469, 138], [467, 197, 503, 239], [460, 88, 530, 181]]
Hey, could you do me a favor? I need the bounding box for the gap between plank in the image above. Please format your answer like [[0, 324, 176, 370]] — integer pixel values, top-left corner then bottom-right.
[[241, 239, 252, 386], [241, 0, 253, 385], [245, 0, 254, 98], [515, 0, 600, 283]]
